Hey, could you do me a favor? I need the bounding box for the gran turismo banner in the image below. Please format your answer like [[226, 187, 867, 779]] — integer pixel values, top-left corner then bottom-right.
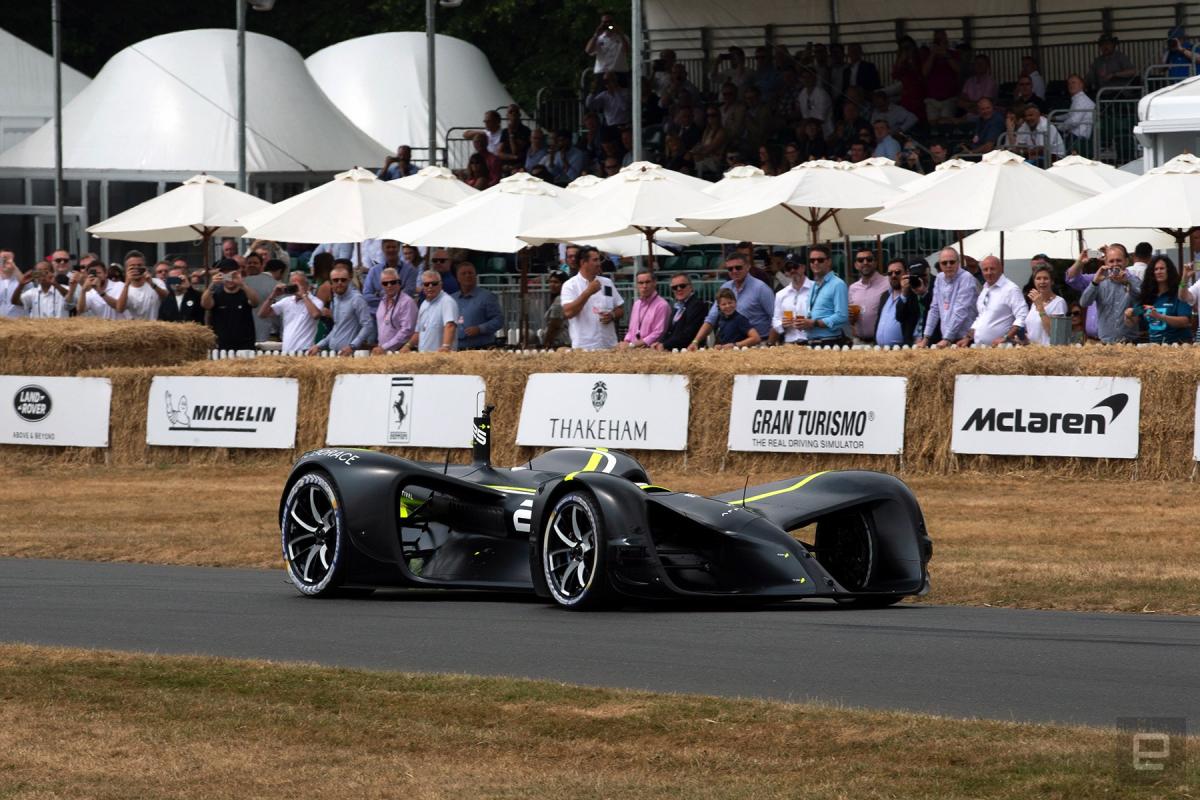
[[516, 373, 689, 451], [145, 376, 299, 449], [727, 375, 907, 454], [952, 375, 1141, 459], [0, 376, 112, 447], [325, 374, 486, 448]]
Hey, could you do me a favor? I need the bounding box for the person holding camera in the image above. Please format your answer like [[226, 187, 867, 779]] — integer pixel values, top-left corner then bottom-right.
[[74, 260, 128, 320], [115, 250, 167, 320], [1080, 243, 1141, 343], [13, 260, 73, 319], [874, 259, 921, 346], [378, 145, 416, 180], [0, 250, 29, 318], [585, 12, 630, 76], [258, 271, 324, 353], [158, 266, 205, 325], [202, 260, 260, 350]]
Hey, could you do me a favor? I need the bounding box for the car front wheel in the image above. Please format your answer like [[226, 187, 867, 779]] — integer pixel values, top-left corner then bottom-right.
[[541, 491, 611, 610], [282, 472, 346, 597]]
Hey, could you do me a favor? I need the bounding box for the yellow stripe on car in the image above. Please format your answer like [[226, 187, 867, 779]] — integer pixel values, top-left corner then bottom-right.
[[565, 448, 610, 481], [728, 471, 830, 506]]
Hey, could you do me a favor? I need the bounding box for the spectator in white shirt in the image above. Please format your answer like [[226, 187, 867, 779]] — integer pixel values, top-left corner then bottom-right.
[[1021, 56, 1047, 99], [960, 256, 1028, 346], [1060, 73, 1099, 140], [74, 261, 128, 320], [768, 256, 812, 344], [868, 90, 918, 133], [409, 270, 459, 352], [796, 69, 833, 136], [258, 271, 325, 353], [585, 71, 632, 128], [560, 245, 625, 350], [0, 250, 28, 318], [585, 12, 631, 75], [1014, 103, 1065, 162], [13, 261, 73, 318], [463, 110, 504, 156], [116, 250, 167, 320], [1023, 264, 1068, 345]]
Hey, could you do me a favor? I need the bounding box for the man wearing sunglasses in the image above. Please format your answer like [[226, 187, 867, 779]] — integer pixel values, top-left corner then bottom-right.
[[652, 274, 708, 351], [407, 270, 458, 352], [309, 265, 373, 356], [874, 259, 921, 346], [691, 254, 774, 347], [373, 267, 417, 355], [916, 247, 978, 348], [847, 248, 886, 343], [795, 245, 849, 345], [768, 255, 811, 345]]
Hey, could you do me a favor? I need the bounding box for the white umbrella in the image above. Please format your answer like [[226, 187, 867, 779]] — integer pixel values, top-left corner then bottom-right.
[[704, 165, 773, 200], [1018, 152, 1200, 266], [519, 161, 718, 265], [953, 228, 1179, 261], [678, 160, 905, 245], [849, 157, 922, 189], [1047, 155, 1138, 193], [892, 158, 974, 199], [388, 165, 479, 204], [867, 149, 1095, 260], [87, 174, 271, 267], [239, 167, 448, 260], [565, 174, 606, 197]]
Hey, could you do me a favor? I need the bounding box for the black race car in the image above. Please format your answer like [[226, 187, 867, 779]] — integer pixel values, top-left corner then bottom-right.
[[279, 407, 931, 609]]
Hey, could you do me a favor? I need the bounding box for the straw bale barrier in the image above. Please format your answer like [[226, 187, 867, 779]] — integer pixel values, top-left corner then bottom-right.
[[9, 346, 1199, 479], [0, 317, 214, 375]]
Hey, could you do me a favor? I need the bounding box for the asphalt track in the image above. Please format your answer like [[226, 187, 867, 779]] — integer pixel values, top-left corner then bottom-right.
[[2, 557, 1198, 727]]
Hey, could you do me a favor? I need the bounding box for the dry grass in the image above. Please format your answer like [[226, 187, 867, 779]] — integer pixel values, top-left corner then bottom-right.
[[10, 346, 1195, 480], [0, 316, 213, 375], [0, 643, 1191, 799], [1, 465, 1196, 614]]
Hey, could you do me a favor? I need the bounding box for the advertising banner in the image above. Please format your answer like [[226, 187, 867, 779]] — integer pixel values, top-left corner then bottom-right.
[[727, 375, 907, 454], [326, 373, 486, 448], [146, 376, 299, 449], [952, 375, 1140, 458], [0, 376, 112, 447], [516, 373, 689, 451], [1194, 385, 1200, 462]]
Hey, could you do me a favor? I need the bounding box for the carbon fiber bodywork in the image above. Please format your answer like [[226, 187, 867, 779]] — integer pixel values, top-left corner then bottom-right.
[[280, 443, 932, 605]]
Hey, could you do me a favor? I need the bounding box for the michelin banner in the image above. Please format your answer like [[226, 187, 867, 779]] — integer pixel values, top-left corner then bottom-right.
[[952, 375, 1140, 459], [146, 376, 299, 448], [0, 376, 112, 447], [728, 375, 907, 454], [326, 374, 485, 448], [517, 373, 689, 451]]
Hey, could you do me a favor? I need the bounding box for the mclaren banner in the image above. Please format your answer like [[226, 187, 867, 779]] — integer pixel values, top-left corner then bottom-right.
[[516, 373, 689, 450], [0, 376, 112, 447], [325, 374, 485, 448], [146, 376, 299, 449], [952, 375, 1140, 458], [728, 375, 907, 454]]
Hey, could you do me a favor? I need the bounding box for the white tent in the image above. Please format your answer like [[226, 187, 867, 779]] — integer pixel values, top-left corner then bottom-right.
[[1134, 74, 1200, 170], [306, 32, 516, 155], [0, 29, 386, 176], [0, 27, 90, 153]]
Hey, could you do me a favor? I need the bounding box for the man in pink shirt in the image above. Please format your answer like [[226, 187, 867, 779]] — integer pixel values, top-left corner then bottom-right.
[[371, 267, 418, 355], [847, 248, 888, 343], [619, 270, 670, 348]]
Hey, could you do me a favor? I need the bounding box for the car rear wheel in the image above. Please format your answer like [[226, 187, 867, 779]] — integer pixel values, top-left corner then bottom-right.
[[282, 472, 346, 597], [541, 491, 610, 610]]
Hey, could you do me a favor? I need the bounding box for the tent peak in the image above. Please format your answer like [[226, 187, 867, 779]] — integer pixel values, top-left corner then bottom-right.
[[336, 166, 382, 182], [183, 173, 225, 186], [1150, 153, 1200, 174], [981, 150, 1027, 166]]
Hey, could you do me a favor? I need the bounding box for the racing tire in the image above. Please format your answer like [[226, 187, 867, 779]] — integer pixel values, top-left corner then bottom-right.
[[813, 509, 875, 592], [540, 490, 612, 610], [282, 471, 348, 598]]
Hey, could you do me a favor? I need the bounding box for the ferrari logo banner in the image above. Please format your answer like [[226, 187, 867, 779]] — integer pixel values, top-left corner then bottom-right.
[[325, 374, 485, 448]]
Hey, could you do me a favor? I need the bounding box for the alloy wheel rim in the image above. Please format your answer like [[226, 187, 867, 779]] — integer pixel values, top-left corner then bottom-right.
[[543, 498, 597, 603], [285, 481, 337, 586]]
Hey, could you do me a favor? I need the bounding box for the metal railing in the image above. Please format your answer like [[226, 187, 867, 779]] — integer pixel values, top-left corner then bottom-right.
[[1092, 85, 1144, 165]]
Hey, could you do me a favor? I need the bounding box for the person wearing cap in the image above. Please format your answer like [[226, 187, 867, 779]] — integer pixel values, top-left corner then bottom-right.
[[916, 247, 978, 347], [768, 255, 811, 345], [1086, 35, 1135, 92]]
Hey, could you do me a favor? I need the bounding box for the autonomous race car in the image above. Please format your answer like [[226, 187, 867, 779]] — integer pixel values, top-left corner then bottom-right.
[[279, 408, 932, 609]]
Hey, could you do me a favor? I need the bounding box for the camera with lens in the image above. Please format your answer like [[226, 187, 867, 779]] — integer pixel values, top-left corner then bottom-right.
[[906, 261, 928, 290], [282, 284, 300, 295]]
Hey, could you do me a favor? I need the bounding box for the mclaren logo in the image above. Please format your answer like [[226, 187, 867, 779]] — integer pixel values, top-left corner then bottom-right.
[[960, 393, 1129, 435]]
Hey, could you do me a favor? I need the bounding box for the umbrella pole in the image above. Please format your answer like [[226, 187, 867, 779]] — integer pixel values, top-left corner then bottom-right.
[[519, 248, 529, 350], [202, 231, 212, 270], [875, 234, 883, 271], [643, 227, 657, 273], [1000, 231, 1005, 265], [956, 230, 964, 259]]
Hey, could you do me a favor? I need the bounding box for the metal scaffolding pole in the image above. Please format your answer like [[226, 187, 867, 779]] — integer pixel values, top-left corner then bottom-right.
[[52, 0, 64, 248]]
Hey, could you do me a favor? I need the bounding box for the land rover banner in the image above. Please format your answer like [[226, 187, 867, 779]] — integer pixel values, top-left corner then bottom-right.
[[146, 376, 299, 449], [325, 373, 485, 448], [516, 373, 689, 451], [727, 375, 907, 454], [0, 376, 112, 447], [952, 375, 1140, 459]]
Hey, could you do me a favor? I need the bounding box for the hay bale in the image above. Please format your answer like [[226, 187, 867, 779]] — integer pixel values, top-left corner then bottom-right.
[[0, 317, 214, 375], [16, 346, 1194, 480]]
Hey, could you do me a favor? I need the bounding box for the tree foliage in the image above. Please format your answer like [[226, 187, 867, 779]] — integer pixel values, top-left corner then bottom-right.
[[7, 0, 630, 112]]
